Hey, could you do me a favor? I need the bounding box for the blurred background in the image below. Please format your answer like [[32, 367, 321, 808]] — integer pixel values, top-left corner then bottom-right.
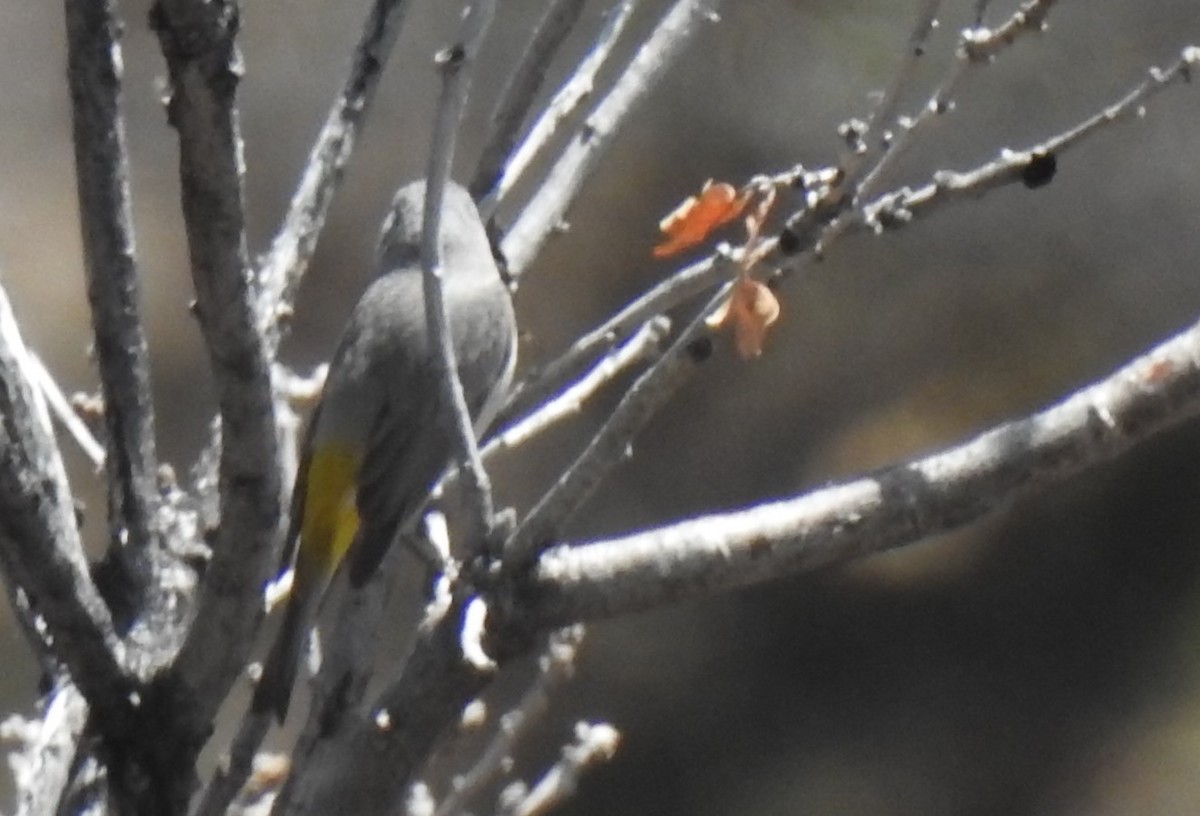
[[4, 0, 1200, 813]]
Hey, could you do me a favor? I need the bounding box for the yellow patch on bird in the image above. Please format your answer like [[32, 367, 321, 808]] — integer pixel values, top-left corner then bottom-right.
[[295, 443, 361, 590]]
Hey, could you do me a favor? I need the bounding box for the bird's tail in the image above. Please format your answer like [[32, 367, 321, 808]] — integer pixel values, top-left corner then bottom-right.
[[252, 594, 311, 723]]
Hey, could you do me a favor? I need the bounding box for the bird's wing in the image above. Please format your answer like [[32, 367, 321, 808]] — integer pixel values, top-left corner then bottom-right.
[[348, 361, 449, 585], [276, 399, 323, 576]]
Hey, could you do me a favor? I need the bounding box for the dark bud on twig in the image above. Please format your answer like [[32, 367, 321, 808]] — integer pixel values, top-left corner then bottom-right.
[[778, 226, 801, 256], [686, 336, 714, 362], [434, 44, 467, 68], [837, 118, 868, 155], [1021, 150, 1057, 190]]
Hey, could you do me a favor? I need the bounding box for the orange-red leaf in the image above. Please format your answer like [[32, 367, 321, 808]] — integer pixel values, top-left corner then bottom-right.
[[653, 180, 751, 258]]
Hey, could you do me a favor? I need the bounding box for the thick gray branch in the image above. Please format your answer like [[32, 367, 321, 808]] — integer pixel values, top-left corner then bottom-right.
[[151, 0, 281, 732], [277, 598, 492, 816], [530, 313, 1200, 623], [2, 677, 89, 816], [64, 0, 163, 619], [0, 284, 132, 729]]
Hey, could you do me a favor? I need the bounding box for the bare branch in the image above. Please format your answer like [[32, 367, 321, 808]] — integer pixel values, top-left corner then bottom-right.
[[498, 254, 718, 426], [765, 44, 1200, 280], [852, 46, 1200, 240], [279, 597, 493, 816], [507, 39, 1199, 573], [275, 544, 408, 814], [0, 284, 132, 728], [258, 0, 417, 325], [469, 0, 589, 204], [972, 0, 994, 26], [423, 0, 501, 542], [531, 310, 1200, 625], [477, 0, 639, 219], [502, 0, 722, 277], [433, 626, 586, 816], [26, 354, 104, 469], [64, 0, 162, 607], [151, 0, 282, 729], [1, 678, 89, 816], [487, 317, 669, 458], [839, 0, 944, 186], [505, 284, 730, 566], [856, 0, 1060, 202], [496, 721, 619, 816], [963, 0, 1058, 62], [192, 706, 271, 816]]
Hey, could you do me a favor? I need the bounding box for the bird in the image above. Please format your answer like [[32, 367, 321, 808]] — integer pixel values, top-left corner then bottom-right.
[[252, 179, 518, 722]]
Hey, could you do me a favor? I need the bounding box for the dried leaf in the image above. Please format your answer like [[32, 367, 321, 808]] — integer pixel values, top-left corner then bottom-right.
[[653, 180, 751, 258], [706, 274, 781, 359]]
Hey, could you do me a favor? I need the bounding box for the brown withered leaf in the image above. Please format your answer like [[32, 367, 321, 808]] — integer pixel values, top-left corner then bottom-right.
[[706, 273, 781, 359]]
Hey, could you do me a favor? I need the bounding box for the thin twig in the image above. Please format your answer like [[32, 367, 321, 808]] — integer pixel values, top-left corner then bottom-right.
[[853, 46, 1200, 239], [963, 0, 1058, 62], [470, 0, 590, 204], [478, 0, 640, 219], [502, 0, 721, 277], [423, 0, 501, 543], [495, 722, 619, 816], [973, 0, 994, 26], [26, 354, 104, 468], [505, 284, 731, 567], [152, 0, 283, 735], [433, 626, 586, 816], [838, 0, 944, 188], [64, 0, 162, 608], [855, 0, 1060, 202], [487, 317, 669, 459], [191, 708, 272, 816], [790, 43, 1196, 267], [531, 304, 1200, 624], [497, 255, 720, 426], [868, 0, 944, 138], [258, 0, 417, 329], [276, 9, 505, 796]]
